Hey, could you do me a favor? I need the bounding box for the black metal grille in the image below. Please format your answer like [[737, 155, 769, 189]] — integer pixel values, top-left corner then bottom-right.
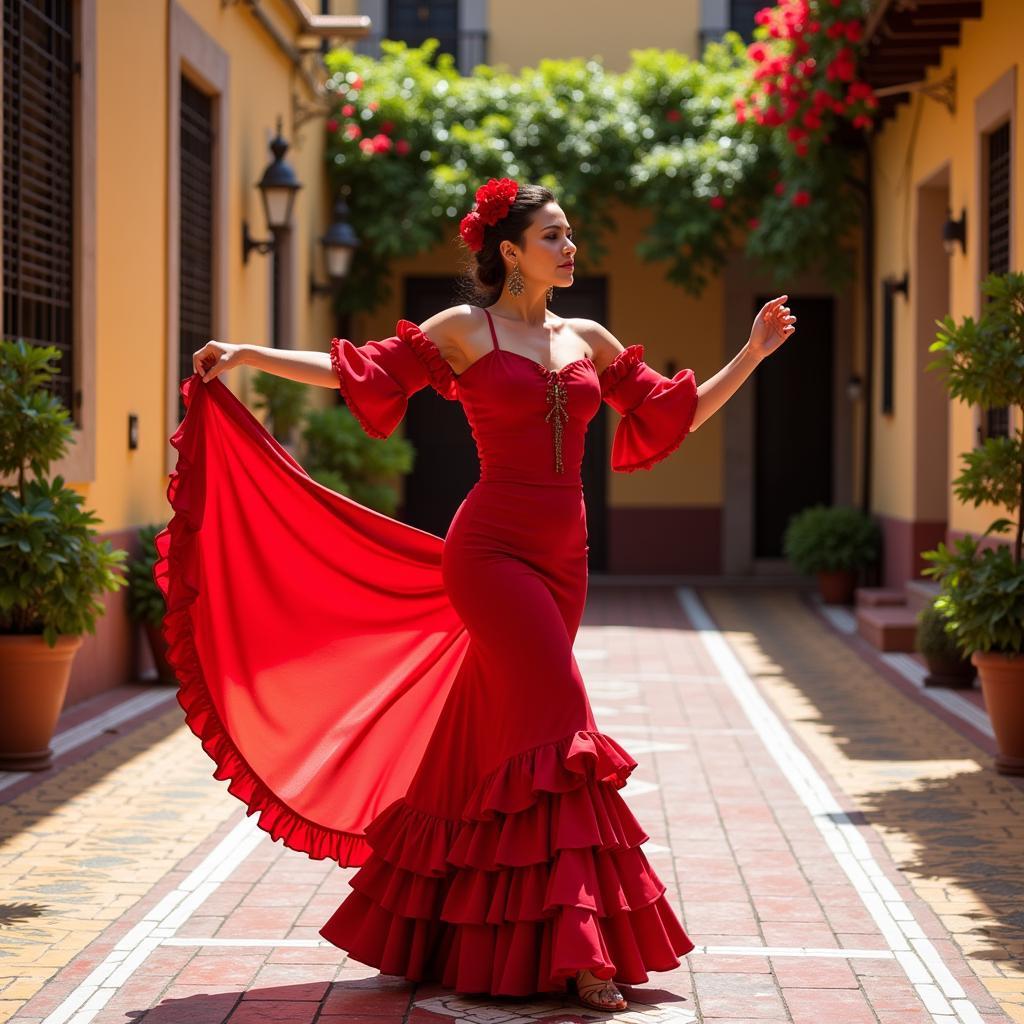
[[983, 120, 1010, 440], [178, 75, 214, 423], [2, 0, 76, 420]]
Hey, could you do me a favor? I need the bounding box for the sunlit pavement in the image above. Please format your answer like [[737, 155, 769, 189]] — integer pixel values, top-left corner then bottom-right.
[[2, 585, 1021, 1024]]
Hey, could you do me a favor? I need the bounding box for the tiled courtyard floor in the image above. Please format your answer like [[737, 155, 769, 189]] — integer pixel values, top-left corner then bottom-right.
[[1, 585, 1021, 1024]]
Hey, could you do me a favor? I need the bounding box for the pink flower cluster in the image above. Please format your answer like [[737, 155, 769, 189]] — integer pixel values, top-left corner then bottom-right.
[[735, 0, 878, 158], [326, 75, 414, 158]]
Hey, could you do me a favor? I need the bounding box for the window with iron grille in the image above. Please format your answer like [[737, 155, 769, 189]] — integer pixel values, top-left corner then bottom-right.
[[982, 119, 1011, 441], [178, 74, 214, 424], [2, 0, 76, 421]]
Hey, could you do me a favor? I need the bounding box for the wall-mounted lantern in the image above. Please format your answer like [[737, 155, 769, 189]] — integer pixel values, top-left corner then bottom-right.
[[942, 207, 967, 256], [310, 195, 361, 298], [243, 116, 304, 264]]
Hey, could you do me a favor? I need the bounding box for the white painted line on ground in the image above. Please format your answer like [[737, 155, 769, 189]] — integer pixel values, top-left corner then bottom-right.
[[40, 813, 265, 1024], [676, 587, 979, 1024], [0, 689, 179, 791]]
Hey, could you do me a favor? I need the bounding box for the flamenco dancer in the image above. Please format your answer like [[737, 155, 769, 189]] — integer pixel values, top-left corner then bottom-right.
[[158, 177, 796, 1013]]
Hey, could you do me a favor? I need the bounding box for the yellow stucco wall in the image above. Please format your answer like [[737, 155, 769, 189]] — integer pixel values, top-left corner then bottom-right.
[[88, 0, 335, 531], [359, 198, 723, 509], [871, 0, 1022, 535]]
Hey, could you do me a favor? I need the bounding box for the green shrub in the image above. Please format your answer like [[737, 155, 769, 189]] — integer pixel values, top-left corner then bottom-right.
[[300, 405, 415, 516], [0, 339, 127, 647], [125, 523, 168, 628], [915, 599, 964, 660], [251, 371, 308, 444], [782, 504, 881, 574]]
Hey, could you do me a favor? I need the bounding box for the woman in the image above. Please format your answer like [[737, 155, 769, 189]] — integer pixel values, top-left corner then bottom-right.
[[169, 178, 796, 1013]]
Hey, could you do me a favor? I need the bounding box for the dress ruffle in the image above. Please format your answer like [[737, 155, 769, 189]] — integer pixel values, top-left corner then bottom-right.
[[597, 344, 699, 473], [329, 337, 388, 440], [598, 343, 646, 398], [395, 319, 459, 401], [155, 377, 375, 866], [318, 727, 695, 996]]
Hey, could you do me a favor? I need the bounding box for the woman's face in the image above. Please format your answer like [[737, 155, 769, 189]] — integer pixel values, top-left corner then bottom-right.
[[506, 202, 576, 286]]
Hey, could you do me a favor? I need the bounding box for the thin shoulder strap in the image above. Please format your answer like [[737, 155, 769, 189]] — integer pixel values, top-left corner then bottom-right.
[[482, 308, 501, 352]]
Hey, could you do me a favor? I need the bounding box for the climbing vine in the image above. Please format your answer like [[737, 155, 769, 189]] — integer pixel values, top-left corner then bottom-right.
[[321, 0, 874, 314]]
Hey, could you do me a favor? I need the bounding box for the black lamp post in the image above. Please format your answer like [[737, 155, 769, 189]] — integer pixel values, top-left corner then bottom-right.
[[243, 116, 303, 264], [310, 195, 361, 298]]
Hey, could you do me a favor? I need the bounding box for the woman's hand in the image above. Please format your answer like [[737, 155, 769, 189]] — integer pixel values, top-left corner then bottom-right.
[[193, 340, 246, 382], [748, 295, 796, 361]]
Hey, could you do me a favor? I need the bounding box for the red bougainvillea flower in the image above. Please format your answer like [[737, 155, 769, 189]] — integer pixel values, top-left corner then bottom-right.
[[395, 139, 411, 156], [358, 138, 374, 154], [710, 195, 726, 209], [667, 109, 681, 122], [371, 133, 392, 153], [367, 100, 379, 111], [474, 177, 519, 226], [380, 120, 394, 134], [792, 189, 811, 207], [748, 217, 760, 229], [350, 74, 363, 91], [344, 123, 361, 140], [341, 104, 355, 116], [326, 118, 338, 133], [459, 210, 485, 251], [775, 181, 787, 197]]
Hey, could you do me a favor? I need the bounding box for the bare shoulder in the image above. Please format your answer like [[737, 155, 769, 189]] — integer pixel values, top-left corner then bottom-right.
[[417, 304, 484, 374], [569, 318, 626, 376]]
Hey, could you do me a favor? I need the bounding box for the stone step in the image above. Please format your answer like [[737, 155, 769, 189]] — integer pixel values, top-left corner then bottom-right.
[[905, 578, 941, 614], [856, 605, 920, 652], [854, 586, 907, 608]]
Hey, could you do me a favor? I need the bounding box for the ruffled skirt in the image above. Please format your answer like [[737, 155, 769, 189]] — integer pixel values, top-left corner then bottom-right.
[[319, 729, 694, 996]]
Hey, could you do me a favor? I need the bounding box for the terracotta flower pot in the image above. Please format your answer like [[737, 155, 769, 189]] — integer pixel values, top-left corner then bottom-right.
[[817, 568, 856, 605], [0, 633, 83, 771], [972, 650, 1024, 776], [923, 653, 976, 689]]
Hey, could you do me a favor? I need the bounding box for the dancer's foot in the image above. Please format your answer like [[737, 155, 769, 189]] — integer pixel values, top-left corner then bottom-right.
[[574, 968, 627, 1012]]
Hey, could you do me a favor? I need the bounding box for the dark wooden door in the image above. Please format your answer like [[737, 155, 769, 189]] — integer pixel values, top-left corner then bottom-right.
[[400, 278, 610, 571], [753, 295, 834, 558], [387, 0, 459, 63]]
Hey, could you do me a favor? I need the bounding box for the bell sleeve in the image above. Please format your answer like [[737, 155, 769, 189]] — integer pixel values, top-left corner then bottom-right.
[[329, 318, 458, 439], [599, 344, 699, 473]]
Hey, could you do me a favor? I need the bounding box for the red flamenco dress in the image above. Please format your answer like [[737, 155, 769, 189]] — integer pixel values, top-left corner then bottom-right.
[[153, 307, 699, 997]]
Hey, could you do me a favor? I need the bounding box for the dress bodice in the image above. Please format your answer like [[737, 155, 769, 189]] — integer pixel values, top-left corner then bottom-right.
[[328, 313, 700, 479], [452, 309, 603, 485]]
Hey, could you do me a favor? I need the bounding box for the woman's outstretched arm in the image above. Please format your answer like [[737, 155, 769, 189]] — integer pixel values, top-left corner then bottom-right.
[[192, 339, 336, 389], [690, 294, 795, 431]]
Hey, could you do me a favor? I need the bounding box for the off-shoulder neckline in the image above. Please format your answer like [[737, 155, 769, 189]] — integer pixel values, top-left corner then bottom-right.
[[396, 318, 643, 387]]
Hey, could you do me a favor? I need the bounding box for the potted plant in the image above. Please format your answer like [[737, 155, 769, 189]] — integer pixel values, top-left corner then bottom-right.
[[126, 523, 176, 684], [0, 339, 128, 770], [251, 370, 308, 452], [783, 504, 881, 604], [915, 599, 975, 689], [922, 270, 1024, 775]]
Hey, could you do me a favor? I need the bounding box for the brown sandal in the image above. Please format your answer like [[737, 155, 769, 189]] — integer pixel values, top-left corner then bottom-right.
[[574, 969, 627, 1012]]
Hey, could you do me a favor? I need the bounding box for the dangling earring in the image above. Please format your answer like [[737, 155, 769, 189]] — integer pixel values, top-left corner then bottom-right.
[[507, 257, 525, 297], [546, 286, 554, 303]]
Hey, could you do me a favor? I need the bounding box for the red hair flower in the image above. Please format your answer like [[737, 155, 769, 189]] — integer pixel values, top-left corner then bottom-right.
[[459, 176, 519, 250], [474, 176, 519, 225], [459, 211, 486, 252]]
